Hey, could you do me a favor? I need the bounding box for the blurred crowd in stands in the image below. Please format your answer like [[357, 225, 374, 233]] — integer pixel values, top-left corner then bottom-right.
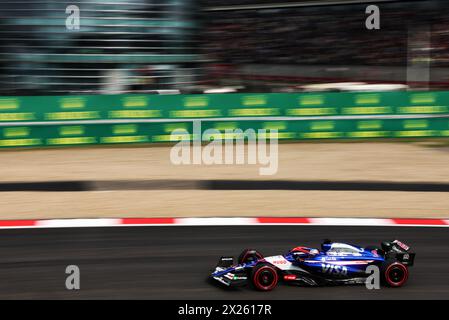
[[3, 0, 449, 95], [202, 1, 449, 67]]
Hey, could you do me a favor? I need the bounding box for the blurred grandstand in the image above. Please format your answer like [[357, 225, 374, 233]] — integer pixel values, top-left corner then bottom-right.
[[0, 0, 203, 95], [1, 0, 449, 95]]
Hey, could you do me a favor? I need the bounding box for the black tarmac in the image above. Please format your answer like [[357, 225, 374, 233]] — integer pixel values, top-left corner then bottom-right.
[[0, 226, 447, 299]]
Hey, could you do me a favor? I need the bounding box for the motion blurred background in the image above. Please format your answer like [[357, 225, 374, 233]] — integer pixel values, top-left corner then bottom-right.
[[1, 0, 449, 94], [0, 0, 448, 220]]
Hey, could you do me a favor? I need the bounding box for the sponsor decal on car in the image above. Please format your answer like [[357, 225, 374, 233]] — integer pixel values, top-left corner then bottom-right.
[[321, 263, 348, 276], [393, 240, 410, 251]]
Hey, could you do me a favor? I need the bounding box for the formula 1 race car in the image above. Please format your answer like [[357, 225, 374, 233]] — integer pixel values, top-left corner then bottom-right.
[[210, 240, 415, 291]]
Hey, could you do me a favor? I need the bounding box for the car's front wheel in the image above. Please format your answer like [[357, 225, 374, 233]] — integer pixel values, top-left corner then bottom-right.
[[251, 263, 278, 291]]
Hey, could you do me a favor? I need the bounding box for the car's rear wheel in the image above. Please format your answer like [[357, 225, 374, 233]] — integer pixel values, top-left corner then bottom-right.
[[251, 263, 278, 291], [381, 260, 409, 287], [238, 249, 263, 264]]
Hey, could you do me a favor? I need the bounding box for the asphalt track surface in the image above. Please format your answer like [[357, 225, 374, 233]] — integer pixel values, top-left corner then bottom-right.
[[0, 226, 447, 299]]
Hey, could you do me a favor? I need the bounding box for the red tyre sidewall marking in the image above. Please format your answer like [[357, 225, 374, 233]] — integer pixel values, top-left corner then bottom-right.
[[253, 266, 278, 291], [385, 262, 408, 287]]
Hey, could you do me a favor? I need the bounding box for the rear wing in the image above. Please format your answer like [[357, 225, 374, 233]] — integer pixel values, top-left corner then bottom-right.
[[392, 240, 410, 252], [385, 252, 415, 267], [383, 240, 415, 266]]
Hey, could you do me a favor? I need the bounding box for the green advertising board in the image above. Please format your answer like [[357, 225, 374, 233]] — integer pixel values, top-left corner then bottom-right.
[[0, 91, 448, 148]]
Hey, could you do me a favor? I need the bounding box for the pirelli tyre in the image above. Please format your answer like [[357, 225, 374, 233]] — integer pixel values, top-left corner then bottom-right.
[[238, 249, 264, 264], [381, 260, 409, 287], [251, 263, 279, 291]]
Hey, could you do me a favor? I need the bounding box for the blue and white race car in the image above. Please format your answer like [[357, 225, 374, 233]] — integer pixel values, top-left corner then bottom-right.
[[210, 240, 415, 291]]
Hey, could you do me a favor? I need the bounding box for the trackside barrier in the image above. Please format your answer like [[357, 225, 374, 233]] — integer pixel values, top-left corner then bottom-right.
[[0, 91, 448, 147]]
